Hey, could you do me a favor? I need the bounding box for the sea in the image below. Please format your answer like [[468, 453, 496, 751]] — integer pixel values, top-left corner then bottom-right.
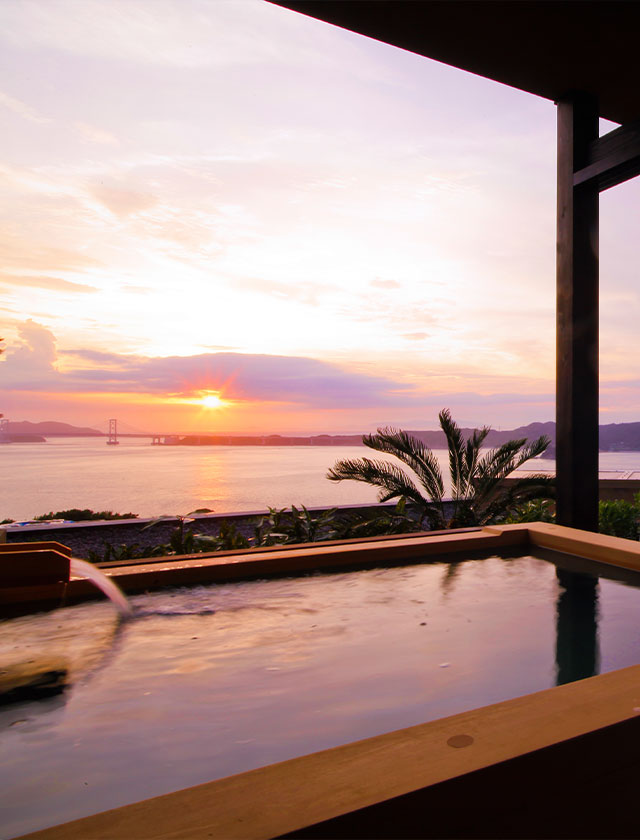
[[3, 437, 640, 523]]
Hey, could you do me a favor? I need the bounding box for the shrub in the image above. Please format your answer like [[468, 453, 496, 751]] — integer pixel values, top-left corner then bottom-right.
[[504, 499, 556, 524], [280, 505, 339, 543], [34, 509, 138, 522], [253, 505, 340, 546], [253, 508, 290, 547], [337, 499, 423, 538], [212, 521, 251, 551], [598, 499, 639, 540], [87, 542, 166, 563]]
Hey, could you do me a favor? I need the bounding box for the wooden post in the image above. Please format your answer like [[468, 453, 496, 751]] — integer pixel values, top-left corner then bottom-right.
[[556, 94, 599, 531]]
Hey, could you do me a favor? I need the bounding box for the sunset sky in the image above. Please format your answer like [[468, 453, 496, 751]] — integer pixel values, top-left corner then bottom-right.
[[2, 0, 639, 435]]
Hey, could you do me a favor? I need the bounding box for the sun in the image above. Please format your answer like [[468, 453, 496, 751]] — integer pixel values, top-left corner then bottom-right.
[[200, 392, 225, 409]]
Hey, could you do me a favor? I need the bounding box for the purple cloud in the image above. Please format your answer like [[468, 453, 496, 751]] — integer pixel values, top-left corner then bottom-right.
[[57, 349, 419, 407], [3, 322, 416, 408], [1, 322, 555, 420]]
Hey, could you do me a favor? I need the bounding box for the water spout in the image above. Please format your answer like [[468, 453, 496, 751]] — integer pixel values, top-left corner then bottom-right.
[[70, 558, 133, 618]]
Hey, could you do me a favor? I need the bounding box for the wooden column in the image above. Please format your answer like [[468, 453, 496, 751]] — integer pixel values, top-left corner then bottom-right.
[[556, 94, 599, 531]]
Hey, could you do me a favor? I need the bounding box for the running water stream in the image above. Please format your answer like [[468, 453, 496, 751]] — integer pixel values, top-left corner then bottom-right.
[[70, 558, 132, 617]]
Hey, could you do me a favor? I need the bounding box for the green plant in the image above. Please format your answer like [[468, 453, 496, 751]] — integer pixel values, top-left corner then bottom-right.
[[504, 499, 556, 523], [212, 521, 251, 551], [598, 499, 639, 540], [251, 505, 342, 545], [142, 509, 214, 555], [86, 542, 165, 563], [282, 505, 339, 543], [253, 508, 290, 547], [34, 509, 138, 522], [327, 408, 553, 529], [337, 498, 422, 538]]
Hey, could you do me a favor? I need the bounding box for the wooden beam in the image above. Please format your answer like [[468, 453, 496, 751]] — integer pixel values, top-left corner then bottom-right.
[[573, 117, 640, 192], [556, 94, 599, 532]]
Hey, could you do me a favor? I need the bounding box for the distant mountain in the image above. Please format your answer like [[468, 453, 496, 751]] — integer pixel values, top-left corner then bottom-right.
[[7, 421, 104, 437], [598, 422, 640, 451], [406, 422, 557, 450], [488, 421, 640, 453], [409, 421, 640, 454]]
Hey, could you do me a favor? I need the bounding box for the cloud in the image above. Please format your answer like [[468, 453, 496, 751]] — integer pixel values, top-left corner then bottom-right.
[[345, 299, 439, 333], [0, 232, 101, 272], [422, 391, 555, 407], [120, 285, 152, 295], [403, 332, 429, 341], [54, 348, 419, 407], [0, 0, 370, 72], [0, 275, 98, 293], [74, 122, 119, 145], [232, 275, 339, 307], [370, 278, 401, 289], [0, 320, 59, 388], [89, 182, 157, 217], [0, 323, 560, 428], [3, 328, 557, 421], [57, 348, 127, 365], [200, 344, 239, 352], [0, 89, 50, 123], [3, 321, 418, 408]]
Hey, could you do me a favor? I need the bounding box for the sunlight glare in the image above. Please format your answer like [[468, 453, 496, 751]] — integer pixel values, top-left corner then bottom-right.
[[201, 393, 225, 409]]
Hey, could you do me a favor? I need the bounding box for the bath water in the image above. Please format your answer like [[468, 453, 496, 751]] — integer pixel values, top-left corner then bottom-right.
[[2, 548, 640, 837]]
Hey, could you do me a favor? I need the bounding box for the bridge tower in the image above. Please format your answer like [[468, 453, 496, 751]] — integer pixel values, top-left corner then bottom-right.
[[107, 418, 120, 445]]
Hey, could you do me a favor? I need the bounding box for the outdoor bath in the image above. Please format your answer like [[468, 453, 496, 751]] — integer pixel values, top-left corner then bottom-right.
[[3, 524, 640, 839]]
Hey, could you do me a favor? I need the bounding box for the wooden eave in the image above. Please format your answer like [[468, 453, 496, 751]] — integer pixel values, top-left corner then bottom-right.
[[271, 1, 640, 125]]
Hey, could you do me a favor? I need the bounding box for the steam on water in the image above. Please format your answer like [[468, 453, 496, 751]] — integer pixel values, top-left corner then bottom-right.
[[70, 558, 133, 617]]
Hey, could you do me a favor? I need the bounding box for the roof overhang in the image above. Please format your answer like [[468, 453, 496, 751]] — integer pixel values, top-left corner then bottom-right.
[[271, 1, 640, 125]]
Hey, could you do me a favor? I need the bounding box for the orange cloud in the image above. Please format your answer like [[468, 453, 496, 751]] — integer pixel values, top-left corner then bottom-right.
[[1, 274, 98, 293], [0, 232, 102, 272], [89, 182, 157, 217]]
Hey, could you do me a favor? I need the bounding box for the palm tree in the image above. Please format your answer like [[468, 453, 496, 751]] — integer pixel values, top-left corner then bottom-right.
[[326, 409, 554, 530]]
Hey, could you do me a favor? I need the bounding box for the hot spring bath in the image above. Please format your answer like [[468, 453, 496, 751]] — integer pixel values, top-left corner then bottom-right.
[[3, 524, 640, 839]]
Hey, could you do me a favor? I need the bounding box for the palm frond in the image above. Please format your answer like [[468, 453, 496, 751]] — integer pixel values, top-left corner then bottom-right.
[[478, 475, 555, 524], [439, 409, 466, 498], [512, 435, 551, 466], [363, 427, 444, 502], [327, 457, 424, 506], [476, 438, 526, 478], [475, 435, 550, 497], [467, 434, 551, 521], [463, 427, 490, 494]]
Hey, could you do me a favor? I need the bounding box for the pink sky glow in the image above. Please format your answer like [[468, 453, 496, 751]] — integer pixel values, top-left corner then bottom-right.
[[1, 0, 639, 435]]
